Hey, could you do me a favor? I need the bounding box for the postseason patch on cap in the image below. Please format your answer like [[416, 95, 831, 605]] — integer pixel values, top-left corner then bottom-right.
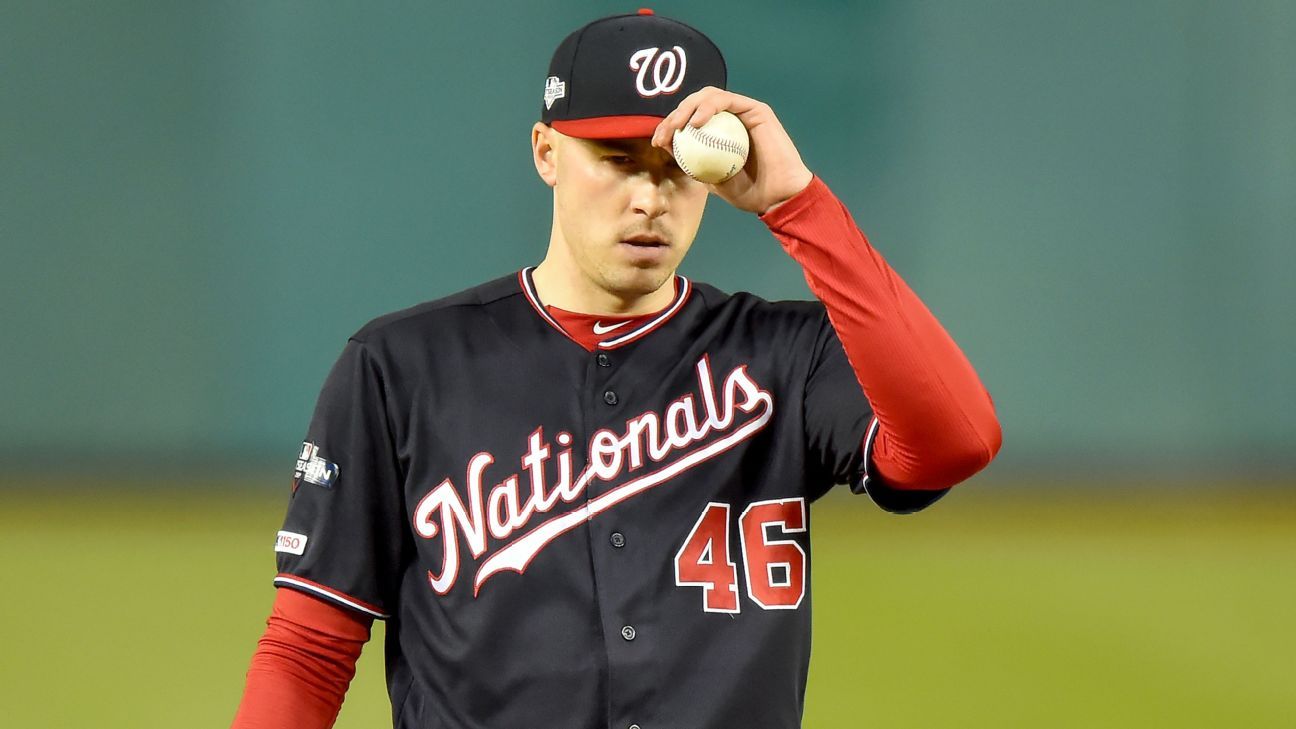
[[544, 76, 566, 109]]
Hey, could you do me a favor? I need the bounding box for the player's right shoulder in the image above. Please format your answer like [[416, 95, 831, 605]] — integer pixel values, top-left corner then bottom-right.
[[347, 273, 521, 347]]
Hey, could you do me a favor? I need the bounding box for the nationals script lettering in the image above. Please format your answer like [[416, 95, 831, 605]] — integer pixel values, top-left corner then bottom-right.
[[412, 356, 775, 596]]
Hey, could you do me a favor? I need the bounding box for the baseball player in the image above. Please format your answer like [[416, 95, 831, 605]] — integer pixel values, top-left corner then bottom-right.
[[232, 10, 1001, 729]]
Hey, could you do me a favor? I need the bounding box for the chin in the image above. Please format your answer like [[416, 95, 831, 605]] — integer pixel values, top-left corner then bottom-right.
[[601, 265, 673, 298]]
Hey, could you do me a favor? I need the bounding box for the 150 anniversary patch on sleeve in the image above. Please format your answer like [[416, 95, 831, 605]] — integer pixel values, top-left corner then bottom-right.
[[275, 530, 309, 555]]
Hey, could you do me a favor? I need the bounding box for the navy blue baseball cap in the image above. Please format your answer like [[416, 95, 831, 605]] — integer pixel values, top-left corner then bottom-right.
[[540, 9, 727, 139]]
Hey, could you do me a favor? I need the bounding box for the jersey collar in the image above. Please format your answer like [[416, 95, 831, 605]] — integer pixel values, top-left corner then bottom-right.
[[518, 266, 692, 350]]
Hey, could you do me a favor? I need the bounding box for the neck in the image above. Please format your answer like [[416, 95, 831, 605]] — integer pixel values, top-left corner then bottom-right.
[[531, 231, 676, 316]]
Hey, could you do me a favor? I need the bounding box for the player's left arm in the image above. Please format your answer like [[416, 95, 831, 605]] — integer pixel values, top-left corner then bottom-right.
[[655, 88, 1003, 492]]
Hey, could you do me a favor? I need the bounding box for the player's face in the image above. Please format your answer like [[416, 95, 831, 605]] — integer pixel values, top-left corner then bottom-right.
[[543, 129, 708, 299]]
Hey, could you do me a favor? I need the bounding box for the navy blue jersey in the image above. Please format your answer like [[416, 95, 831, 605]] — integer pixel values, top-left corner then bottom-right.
[[273, 269, 945, 729]]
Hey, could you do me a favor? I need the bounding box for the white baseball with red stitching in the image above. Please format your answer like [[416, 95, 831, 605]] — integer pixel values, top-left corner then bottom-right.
[[671, 111, 750, 184]]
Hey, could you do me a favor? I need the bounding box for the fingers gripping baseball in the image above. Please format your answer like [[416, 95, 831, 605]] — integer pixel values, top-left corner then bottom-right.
[[652, 87, 814, 215]]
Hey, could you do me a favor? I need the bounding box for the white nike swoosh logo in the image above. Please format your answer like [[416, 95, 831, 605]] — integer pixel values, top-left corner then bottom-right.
[[593, 320, 632, 335]]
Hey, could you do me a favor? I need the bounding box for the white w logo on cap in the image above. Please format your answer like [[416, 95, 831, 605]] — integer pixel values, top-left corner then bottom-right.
[[629, 46, 688, 97]]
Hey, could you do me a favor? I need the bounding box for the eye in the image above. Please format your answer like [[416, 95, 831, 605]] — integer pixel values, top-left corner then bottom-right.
[[603, 155, 635, 166]]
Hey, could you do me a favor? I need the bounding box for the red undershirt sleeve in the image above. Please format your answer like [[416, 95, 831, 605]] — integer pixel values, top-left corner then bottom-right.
[[230, 588, 373, 729], [761, 176, 1003, 490]]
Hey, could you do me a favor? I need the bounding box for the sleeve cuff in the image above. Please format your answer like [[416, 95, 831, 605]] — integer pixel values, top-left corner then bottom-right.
[[274, 574, 391, 619], [758, 175, 835, 229], [852, 419, 950, 515]]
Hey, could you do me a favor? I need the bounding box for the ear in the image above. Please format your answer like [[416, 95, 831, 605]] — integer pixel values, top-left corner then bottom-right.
[[532, 122, 559, 188]]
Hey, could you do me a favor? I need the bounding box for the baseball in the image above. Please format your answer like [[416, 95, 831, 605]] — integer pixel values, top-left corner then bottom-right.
[[671, 111, 750, 184]]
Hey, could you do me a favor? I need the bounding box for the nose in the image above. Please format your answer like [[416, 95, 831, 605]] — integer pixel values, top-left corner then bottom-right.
[[629, 173, 669, 219]]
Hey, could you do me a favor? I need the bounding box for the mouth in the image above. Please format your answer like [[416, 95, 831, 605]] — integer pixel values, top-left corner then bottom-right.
[[617, 234, 671, 266], [620, 234, 669, 248]]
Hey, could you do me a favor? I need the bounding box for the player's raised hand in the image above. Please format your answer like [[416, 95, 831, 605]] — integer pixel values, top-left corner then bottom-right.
[[651, 87, 814, 215]]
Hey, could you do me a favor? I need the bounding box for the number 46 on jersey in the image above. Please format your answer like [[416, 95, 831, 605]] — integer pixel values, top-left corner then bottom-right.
[[674, 498, 807, 613]]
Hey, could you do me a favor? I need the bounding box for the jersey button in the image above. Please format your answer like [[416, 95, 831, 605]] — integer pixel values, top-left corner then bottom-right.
[[597, 353, 611, 367], [603, 390, 618, 405], [620, 625, 636, 641], [609, 531, 626, 548], [629, 725, 642, 729]]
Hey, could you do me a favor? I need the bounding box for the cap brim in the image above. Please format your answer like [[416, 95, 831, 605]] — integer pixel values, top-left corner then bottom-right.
[[551, 115, 663, 139]]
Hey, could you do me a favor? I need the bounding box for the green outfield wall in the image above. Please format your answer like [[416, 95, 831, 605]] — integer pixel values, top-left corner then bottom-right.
[[3, 1, 1293, 474]]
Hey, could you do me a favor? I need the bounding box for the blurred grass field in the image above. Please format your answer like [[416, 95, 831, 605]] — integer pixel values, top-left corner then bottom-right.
[[1, 478, 1292, 728]]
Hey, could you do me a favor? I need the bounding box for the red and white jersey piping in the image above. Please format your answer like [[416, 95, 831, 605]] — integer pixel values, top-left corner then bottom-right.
[[273, 574, 390, 619], [518, 267, 692, 350]]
